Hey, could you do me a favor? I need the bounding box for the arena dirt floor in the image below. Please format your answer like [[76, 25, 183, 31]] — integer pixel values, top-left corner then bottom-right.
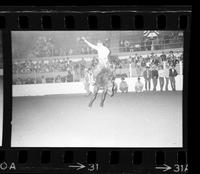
[[12, 91, 182, 147]]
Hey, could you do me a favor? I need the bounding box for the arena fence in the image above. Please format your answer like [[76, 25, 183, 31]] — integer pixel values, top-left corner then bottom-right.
[[13, 75, 183, 97]]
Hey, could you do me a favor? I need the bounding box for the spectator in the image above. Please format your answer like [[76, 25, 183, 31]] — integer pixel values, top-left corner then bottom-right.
[[91, 57, 98, 69], [168, 50, 175, 59], [26, 78, 32, 84], [41, 76, 46, 84], [124, 40, 130, 52], [111, 77, 118, 95], [143, 66, 152, 91], [167, 50, 175, 66], [119, 40, 124, 52], [151, 54, 160, 66], [169, 65, 178, 91], [81, 47, 85, 54], [119, 77, 128, 93], [86, 47, 91, 54], [171, 56, 179, 67], [135, 77, 144, 92], [160, 51, 167, 62], [179, 52, 183, 62], [80, 58, 86, 78], [67, 70, 73, 82], [16, 78, 22, 85], [134, 53, 139, 62], [83, 68, 92, 95], [134, 44, 141, 51], [151, 65, 158, 91], [128, 56, 132, 64], [136, 59, 142, 77], [66, 57, 70, 64], [146, 39, 152, 50], [68, 48, 73, 55], [129, 43, 134, 52], [158, 65, 165, 91], [163, 64, 170, 91], [68, 60, 73, 72], [104, 38, 110, 48], [146, 55, 151, 67], [34, 78, 37, 84], [55, 75, 62, 83], [141, 57, 146, 67], [73, 63, 80, 81], [149, 52, 154, 60]]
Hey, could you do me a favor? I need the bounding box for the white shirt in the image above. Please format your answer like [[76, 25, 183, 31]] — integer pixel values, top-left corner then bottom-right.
[[146, 62, 151, 67], [85, 40, 110, 66], [163, 68, 169, 78], [41, 78, 46, 83], [135, 81, 143, 88], [96, 45, 110, 65], [135, 81, 143, 92], [120, 81, 128, 89], [158, 69, 165, 78]]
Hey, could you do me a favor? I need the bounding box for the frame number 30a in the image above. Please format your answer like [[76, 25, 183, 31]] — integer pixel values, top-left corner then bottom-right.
[[174, 164, 188, 173]]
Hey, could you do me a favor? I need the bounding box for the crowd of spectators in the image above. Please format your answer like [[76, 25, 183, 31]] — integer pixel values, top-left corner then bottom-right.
[[112, 50, 183, 92], [119, 40, 143, 52], [119, 38, 183, 53], [13, 50, 183, 85], [13, 58, 73, 74], [114, 62, 179, 93], [127, 50, 183, 77], [13, 56, 98, 85]]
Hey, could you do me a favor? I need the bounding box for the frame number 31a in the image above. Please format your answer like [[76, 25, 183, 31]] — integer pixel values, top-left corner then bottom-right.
[[174, 164, 188, 173]]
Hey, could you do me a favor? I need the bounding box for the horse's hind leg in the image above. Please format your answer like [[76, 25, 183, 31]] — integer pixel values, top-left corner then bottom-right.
[[100, 89, 107, 107], [88, 87, 99, 107]]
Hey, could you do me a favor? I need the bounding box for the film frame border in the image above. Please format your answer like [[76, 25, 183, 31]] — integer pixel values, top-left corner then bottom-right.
[[0, 5, 191, 173]]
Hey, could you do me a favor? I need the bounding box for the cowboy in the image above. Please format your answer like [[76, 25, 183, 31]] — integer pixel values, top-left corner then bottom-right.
[[81, 37, 115, 107]]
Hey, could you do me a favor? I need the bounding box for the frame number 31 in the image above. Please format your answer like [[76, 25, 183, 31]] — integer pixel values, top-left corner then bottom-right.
[[88, 163, 99, 171]]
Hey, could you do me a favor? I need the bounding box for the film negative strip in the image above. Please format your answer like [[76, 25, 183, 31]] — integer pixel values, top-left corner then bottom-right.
[[0, 6, 191, 174]]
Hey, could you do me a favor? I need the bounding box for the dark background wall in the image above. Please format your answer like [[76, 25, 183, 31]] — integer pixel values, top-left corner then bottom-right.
[[0, 31, 2, 65]]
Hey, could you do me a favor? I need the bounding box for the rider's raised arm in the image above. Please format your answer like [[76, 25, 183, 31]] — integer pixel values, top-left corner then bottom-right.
[[82, 37, 98, 50]]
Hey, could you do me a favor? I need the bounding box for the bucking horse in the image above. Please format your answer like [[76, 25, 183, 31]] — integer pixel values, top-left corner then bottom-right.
[[88, 67, 116, 107], [88, 57, 119, 107]]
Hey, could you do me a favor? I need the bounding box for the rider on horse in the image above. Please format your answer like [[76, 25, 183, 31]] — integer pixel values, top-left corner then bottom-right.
[[81, 37, 115, 107]]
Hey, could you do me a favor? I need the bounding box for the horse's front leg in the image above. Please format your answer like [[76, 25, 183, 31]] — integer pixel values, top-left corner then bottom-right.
[[110, 82, 115, 97], [88, 86, 99, 107], [100, 89, 107, 107]]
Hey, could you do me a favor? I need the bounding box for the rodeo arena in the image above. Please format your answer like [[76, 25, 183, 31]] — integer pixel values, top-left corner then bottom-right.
[[12, 31, 183, 147]]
